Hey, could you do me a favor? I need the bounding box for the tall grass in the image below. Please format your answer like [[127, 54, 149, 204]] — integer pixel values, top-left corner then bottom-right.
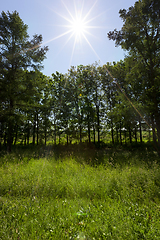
[[0, 143, 160, 239]]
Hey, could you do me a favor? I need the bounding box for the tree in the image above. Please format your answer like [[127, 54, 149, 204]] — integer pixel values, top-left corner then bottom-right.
[[0, 11, 48, 151], [79, 65, 96, 143], [68, 66, 83, 143], [108, 0, 160, 152]]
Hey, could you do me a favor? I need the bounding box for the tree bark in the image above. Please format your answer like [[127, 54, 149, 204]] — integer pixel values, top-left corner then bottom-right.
[[44, 114, 47, 146], [27, 121, 30, 145], [139, 118, 142, 143], [151, 115, 157, 144], [87, 116, 91, 143], [154, 114, 160, 156], [111, 120, 114, 144], [128, 125, 132, 144], [120, 122, 122, 145], [148, 128, 151, 142], [59, 134, 61, 144], [116, 126, 119, 143], [135, 127, 137, 143], [79, 123, 82, 143], [14, 125, 18, 145], [54, 122, 56, 145], [36, 113, 39, 145], [7, 99, 14, 152], [93, 126, 95, 144], [33, 114, 36, 145], [124, 130, 126, 144], [97, 105, 100, 143], [45, 127, 47, 145]]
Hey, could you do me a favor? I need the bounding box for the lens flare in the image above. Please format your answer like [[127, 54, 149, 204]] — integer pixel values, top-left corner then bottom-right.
[[44, 0, 107, 66]]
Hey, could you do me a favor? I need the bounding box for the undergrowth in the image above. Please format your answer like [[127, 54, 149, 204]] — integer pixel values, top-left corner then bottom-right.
[[0, 143, 160, 239]]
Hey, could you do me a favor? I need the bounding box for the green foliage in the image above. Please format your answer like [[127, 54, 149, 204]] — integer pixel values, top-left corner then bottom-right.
[[0, 10, 48, 151], [1, 3, 160, 157], [108, 0, 160, 152]]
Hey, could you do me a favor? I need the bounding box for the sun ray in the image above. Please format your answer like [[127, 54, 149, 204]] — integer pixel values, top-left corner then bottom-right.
[[59, 0, 99, 42], [69, 35, 77, 67], [82, 32, 102, 62], [85, 26, 108, 29], [53, 32, 75, 61], [82, 0, 98, 22], [43, 0, 107, 68], [83, 29, 102, 42], [61, 0, 75, 23], [44, 29, 73, 45], [85, 10, 108, 25], [48, 8, 73, 25], [75, 0, 85, 23]]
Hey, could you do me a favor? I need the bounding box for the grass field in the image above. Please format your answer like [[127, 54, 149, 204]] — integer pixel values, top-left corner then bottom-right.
[[0, 143, 160, 239]]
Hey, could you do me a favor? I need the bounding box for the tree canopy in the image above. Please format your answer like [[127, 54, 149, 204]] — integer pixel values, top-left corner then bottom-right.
[[0, 5, 160, 155], [108, 0, 160, 153], [0, 11, 48, 151]]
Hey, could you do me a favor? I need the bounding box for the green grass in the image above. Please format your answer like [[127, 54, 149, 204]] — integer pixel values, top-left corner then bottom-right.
[[0, 144, 160, 239]]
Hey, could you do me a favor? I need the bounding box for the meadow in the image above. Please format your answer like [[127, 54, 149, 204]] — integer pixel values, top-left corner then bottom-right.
[[0, 142, 160, 239]]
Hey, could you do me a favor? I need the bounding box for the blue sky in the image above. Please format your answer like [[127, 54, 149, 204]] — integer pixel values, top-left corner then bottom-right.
[[1, 0, 136, 77]]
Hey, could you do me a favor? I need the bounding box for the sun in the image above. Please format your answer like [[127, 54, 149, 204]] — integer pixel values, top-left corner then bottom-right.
[[47, 0, 105, 65], [71, 17, 86, 38], [61, 1, 91, 42]]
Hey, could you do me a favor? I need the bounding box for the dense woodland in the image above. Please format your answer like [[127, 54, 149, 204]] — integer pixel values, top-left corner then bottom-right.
[[0, 0, 160, 154]]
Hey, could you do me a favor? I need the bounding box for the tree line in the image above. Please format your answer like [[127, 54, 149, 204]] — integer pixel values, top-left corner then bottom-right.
[[0, 0, 160, 154]]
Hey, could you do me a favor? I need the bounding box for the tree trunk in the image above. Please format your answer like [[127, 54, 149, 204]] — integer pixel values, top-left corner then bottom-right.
[[7, 121, 13, 152], [79, 124, 82, 143], [33, 114, 36, 145], [45, 127, 47, 145], [4, 132, 7, 147], [88, 116, 91, 143], [116, 126, 119, 143], [54, 123, 56, 145], [24, 136, 26, 145], [67, 134, 68, 145], [44, 114, 47, 146], [124, 130, 126, 144], [14, 125, 18, 145], [59, 134, 61, 144], [139, 119, 142, 143], [148, 128, 151, 142], [111, 120, 114, 144], [27, 121, 30, 145], [7, 99, 14, 152], [36, 113, 39, 145], [93, 126, 95, 144], [128, 125, 132, 143], [155, 114, 160, 156], [120, 122, 122, 145], [135, 127, 137, 143], [97, 105, 100, 143], [151, 115, 157, 144]]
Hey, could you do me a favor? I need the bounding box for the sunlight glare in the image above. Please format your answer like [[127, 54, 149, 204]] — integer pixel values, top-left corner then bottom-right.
[[46, 0, 106, 66], [71, 17, 86, 37]]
